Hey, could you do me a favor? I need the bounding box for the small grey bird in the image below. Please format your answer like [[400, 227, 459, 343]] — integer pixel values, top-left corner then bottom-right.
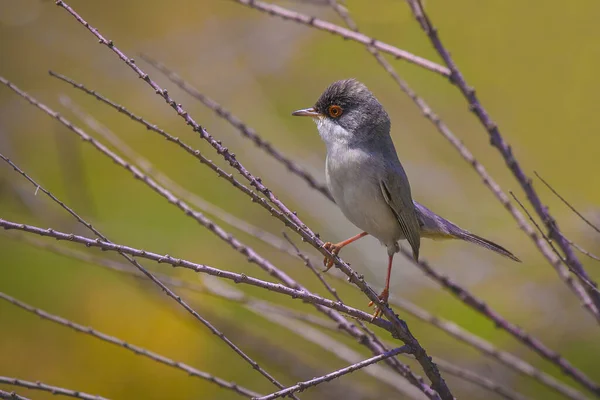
[[292, 79, 520, 315]]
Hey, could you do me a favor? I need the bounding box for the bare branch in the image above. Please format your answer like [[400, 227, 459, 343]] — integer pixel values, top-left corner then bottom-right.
[[138, 55, 334, 202], [422, 359, 529, 400], [256, 345, 411, 400], [0, 377, 109, 400], [0, 390, 30, 400], [229, 0, 450, 77], [0, 292, 261, 398], [535, 171, 600, 235], [509, 192, 599, 294], [567, 239, 600, 263], [403, 0, 600, 316]]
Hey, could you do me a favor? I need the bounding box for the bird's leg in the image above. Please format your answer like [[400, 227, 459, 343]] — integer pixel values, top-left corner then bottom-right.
[[322, 231, 368, 271], [368, 253, 394, 319]]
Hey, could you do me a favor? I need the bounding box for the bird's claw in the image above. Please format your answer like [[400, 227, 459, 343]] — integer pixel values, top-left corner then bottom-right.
[[322, 241, 342, 272], [368, 288, 390, 320]]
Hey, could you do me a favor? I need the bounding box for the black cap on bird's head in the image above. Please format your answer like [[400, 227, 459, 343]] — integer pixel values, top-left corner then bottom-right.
[[292, 79, 391, 139]]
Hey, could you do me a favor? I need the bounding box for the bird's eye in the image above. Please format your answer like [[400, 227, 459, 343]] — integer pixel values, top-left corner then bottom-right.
[[328, 105, 343, 118]]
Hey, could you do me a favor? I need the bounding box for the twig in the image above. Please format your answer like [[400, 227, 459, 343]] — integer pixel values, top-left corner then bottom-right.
[[0, 390, 30, 400], [509, 192, 599, 293], [0, 377, 109, 400], [567, 239, 600, 263], [421, 359, 530, 400], [0, 152, 290, 396], [46, 5, 449, 391], [0, 292, 261, 398], [255, 345, 411, 400], [403, 0, 600, 318], [138, 55, 334, 203], [535, 172, 600, 235], [229, 0, 450, 77]]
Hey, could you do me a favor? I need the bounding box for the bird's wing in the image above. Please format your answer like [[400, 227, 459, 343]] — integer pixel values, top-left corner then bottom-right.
[[379, 174, 421, 260]]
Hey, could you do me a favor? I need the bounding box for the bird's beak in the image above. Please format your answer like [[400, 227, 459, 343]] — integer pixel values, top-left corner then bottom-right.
[[291, 107, 322, 118]]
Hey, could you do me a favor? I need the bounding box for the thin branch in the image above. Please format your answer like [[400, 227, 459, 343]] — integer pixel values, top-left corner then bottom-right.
[[0, 377, 109, 400], [567, 239, 600, 263], [324, 0, 597, 323], [9, 74, 437, 399], [0, 390, 30, 400], [535, 171, 600, 235], [420, 358, 530, 400], [0, 292, 261, 398], [0, 152, 291, 397], [403, 0, 600, 317], [256, 346, 411, 400], [138, 55, 334, 203], [509, 192, 599, 293], [229, 0, 450, 77]]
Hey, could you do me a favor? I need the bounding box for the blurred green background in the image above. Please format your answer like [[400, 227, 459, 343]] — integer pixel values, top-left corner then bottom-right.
[[1, 0, 599, 399]]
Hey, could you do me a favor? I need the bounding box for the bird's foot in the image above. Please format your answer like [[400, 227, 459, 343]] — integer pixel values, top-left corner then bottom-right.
[[322, 241, 343, 272], [368, 288, 390, 319]]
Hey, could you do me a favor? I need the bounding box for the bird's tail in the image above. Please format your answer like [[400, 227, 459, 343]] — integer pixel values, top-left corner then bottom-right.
[[414, 201, 521, 262], [454, 230, 521, 262]]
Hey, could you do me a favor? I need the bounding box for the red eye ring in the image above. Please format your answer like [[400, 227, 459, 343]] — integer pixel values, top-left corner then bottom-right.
[[328, 105, 343, 118]]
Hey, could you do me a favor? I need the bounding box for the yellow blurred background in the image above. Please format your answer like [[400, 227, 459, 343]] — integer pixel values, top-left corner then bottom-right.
[[1, 0, 599, 399]]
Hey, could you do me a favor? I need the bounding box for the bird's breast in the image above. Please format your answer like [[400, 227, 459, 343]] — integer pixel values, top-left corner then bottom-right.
[[325, 147, 402, 246]]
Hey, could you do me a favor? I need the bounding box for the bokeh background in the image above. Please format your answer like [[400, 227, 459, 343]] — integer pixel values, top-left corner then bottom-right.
[[1, 0, 599, 399]]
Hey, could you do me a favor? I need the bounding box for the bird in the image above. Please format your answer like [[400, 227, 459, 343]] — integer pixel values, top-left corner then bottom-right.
[[292, 79, 520, 317]]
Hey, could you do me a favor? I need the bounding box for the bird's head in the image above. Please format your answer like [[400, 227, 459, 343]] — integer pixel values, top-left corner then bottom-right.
[[292, 79, 390, 146]]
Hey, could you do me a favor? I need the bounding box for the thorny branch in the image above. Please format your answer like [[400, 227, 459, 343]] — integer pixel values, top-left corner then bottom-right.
[[256, 345, 411, 400], [0, 376, 109, 400]]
